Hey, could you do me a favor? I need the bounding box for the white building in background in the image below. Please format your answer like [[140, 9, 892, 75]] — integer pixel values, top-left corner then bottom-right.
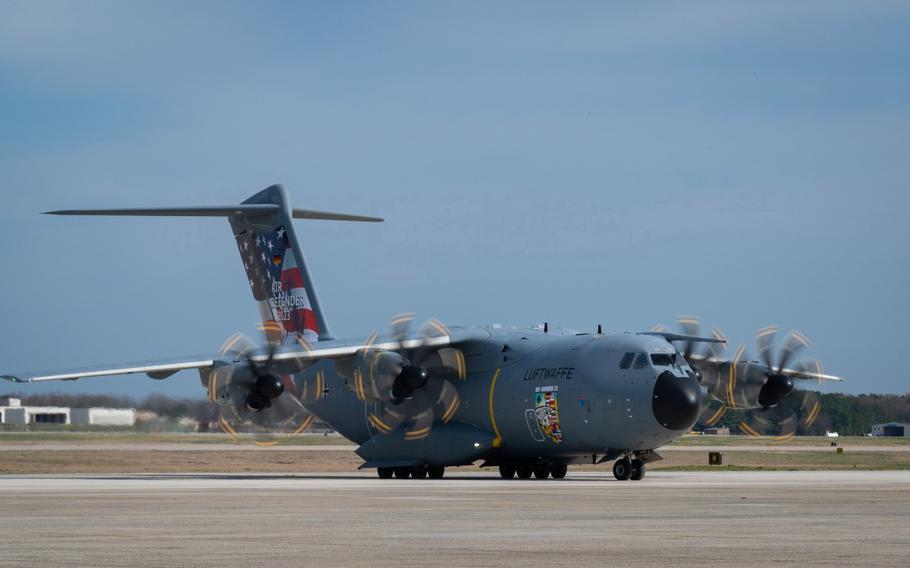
[[0, 397, 70, 424], [70, 408, 136, 426], [0, 397, 136, 426]]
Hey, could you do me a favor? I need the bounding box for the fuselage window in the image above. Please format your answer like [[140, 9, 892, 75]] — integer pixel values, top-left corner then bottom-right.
[[633, 353, 649, 369], [650, 353, 674, 367], [618, 352, 635, 369]]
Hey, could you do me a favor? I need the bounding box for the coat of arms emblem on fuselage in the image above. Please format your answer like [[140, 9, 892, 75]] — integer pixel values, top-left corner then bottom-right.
[[534, 385, 562, 443]]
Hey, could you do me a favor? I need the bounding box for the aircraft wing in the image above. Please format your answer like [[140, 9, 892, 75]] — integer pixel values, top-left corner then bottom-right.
[[0, 355, 219, 383], [0, 327, 484, 384]]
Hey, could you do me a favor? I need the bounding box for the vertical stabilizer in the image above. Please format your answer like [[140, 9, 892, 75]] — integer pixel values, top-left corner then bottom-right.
[[229, 185, 333, 343]]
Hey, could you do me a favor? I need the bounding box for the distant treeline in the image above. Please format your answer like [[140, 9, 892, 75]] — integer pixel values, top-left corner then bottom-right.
[[698, 393, 910, 436], [6, 391, 910, 436]]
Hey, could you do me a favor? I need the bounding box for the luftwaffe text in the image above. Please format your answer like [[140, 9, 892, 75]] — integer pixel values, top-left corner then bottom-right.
[[522, 367, 575, 381]]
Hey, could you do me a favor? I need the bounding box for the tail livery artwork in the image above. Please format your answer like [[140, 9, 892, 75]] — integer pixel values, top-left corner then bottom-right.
[[1, 185, 843, 480]]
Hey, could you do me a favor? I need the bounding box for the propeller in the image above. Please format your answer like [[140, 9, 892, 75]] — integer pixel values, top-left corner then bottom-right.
[[730, 328, 825, 440], [349, 314, 466, 441], [206, 325, 321, 445]]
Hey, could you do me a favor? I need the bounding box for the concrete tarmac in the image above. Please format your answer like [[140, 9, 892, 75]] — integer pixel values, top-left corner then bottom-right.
[[1, 471, 907, 567]]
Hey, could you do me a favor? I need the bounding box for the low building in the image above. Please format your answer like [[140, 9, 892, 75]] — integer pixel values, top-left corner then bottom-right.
[[0, 397, 136, 426], [703, 426, 731, 436], [871, 423, 910, 437], [70, 408, 136, 426], [0, 397, 70, 424]]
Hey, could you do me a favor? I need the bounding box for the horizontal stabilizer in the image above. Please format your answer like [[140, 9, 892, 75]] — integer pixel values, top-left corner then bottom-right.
[[45, 205, 382, 222]]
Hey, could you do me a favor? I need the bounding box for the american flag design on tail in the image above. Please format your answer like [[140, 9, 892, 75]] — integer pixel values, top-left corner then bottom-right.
[[235, 225, 319, 344]]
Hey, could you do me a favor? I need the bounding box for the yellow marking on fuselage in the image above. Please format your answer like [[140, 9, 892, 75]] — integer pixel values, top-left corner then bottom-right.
[[488, 368, 503, 448]]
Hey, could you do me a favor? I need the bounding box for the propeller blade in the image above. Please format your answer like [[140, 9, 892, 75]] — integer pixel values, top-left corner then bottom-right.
[[367, 405, 407, 434], [756, 326, 778, 372], [740, 404, 798, 442], [390, 313, 415, 347], [676, 315, 701, 360], [432, 379, 461, 424], [707, 327, 728, 360], [404, 408, 435, 441], [776, 330, 812, 374]]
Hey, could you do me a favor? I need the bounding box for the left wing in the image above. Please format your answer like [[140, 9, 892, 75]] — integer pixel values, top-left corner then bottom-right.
[[0, 328, 483, 384]]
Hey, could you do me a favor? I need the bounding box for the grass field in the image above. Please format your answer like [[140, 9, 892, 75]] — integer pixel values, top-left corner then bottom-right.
[[1, 431, 908, 474], [0, 431, 354, 445]]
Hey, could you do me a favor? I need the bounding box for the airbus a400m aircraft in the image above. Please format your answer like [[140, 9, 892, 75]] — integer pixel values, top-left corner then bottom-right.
[[1, 186, 842, 481]]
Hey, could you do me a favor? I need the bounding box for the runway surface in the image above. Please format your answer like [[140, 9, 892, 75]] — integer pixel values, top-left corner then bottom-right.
[[1, 471, 908, 567]]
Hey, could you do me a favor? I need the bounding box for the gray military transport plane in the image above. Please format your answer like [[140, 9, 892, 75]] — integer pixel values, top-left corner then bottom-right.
[[1, 185, 842, 480]]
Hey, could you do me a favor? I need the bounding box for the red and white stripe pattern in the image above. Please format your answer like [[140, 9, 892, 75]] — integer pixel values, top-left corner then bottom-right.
[[235, 225, 319, 344]]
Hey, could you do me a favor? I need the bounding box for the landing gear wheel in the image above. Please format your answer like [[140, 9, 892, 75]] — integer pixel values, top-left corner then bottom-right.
[[630, 459, 645, 481], [533, 463, 551, 479], [393, 467, 411, 479], [613, 458, 632, 481], [499, 465, 516, 479], [427, 466, 445, 479], [411, 466, 428, 479], [550, 462, 568, 479], [377, 467, 394, 479], [516, 465, 533, 479]]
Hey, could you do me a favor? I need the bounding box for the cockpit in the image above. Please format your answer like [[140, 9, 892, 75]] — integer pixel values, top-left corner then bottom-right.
[[617, 351, 688, 370]]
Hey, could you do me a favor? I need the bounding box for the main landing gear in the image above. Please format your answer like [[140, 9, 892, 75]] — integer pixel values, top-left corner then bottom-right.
[[498, 460, 569, 480], [613, 457, 645, 481], [377, 466, 445, 479]]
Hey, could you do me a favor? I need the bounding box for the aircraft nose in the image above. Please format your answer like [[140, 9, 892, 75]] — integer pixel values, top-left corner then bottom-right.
[[651, 370, 701, 431]]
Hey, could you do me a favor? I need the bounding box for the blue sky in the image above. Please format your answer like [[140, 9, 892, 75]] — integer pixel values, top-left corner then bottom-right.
[[1, 1, 908, 398]]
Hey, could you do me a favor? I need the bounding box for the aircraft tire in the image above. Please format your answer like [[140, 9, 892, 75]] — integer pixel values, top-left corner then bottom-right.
[[377, 467, 394, 479], [412, 466, 428, 479], [533, 463, 551, 479], [499, 465, 516, 479], [613, 458, 632, 481], [428, 466, 445, 479], [516, 465, 533, 479], [393, 467, 412, 479], [630, 459, 645, 481], [550, 462, 568, 479]]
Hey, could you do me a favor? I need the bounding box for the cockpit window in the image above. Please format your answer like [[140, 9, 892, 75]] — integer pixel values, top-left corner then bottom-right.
[[618, 352, 635, 369], [650, 353, 674, 367], [633, 353, 649, 369]]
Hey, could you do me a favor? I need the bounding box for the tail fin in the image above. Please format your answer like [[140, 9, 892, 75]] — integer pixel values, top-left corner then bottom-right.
[[47, 184, 382, 344], [229, 185, 336, 344]]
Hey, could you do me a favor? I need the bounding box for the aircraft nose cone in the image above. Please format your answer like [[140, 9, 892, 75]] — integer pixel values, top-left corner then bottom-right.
[[652, 370, 701, 431]]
